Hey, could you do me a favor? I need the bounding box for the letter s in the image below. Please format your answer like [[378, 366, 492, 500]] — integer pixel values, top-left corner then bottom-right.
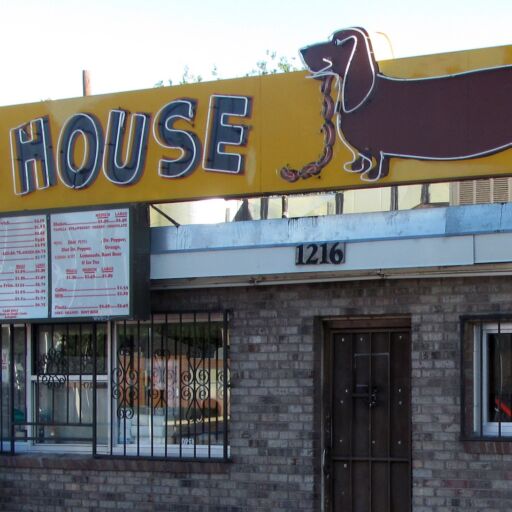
[[152, 99, 201, 178]]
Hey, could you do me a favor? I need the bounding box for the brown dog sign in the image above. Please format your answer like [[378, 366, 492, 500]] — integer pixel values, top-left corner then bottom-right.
[[281, 27, 512, 184], [2, 31, 512, 212]]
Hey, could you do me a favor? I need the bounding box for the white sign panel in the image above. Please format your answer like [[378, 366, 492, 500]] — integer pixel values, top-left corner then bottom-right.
[[51, 209, 130, 318], [0, 215, 48, 320]]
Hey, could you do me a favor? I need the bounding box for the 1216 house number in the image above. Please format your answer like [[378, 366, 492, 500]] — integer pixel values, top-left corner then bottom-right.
[[295, 242, 345, 265]]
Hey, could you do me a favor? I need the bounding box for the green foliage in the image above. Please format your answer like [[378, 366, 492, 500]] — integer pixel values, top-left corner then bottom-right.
[[178, 66, 203, 85], [246, 50, 301, 76], [154, 51, 302, 87], [154, 79, 173, 88]]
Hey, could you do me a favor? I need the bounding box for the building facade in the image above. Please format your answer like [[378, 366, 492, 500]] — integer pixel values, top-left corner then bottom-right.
[[2, 203, 512, 511]]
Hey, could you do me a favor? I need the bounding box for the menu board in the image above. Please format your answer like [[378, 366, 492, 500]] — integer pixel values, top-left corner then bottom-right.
[[0, 215, 48, 319], [51, 209, 130, 318]]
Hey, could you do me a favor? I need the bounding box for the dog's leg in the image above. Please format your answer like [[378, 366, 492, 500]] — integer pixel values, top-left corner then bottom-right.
[[361, 152, 389, 181], [345, 156, 366, 173], [344, 152, 373, 174]]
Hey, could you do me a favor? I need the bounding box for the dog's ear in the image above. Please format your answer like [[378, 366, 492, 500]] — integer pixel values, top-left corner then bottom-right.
[[336, 28, 376, 113]]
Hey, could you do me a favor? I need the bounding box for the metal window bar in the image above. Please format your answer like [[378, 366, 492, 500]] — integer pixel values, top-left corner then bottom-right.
[[34, 327, 40, 446], [207, 313, 212, 459], [109, 322, 114, 457], [0, 326, 5, 452], [92, 323, 97, 456], [368, 332, 373, 512], [163, 315, 169, 458], [223, 311, 230, 460], [105, 311, 229, 460], [9, 325, 15, 454], [178, 313, 183, 459], [149, 316, 153, 457], [66, 324, 69, 425], [136, 321, 141, 457], [349, 333, 353, 512], [498, 319, 502, 437], [0, 328, 3, 450], [193, 311, 197, 459], [79, 324, 83, 424], [479, 321, 484, 438], [387, 331, 392, 512], [150, 317, 154, 458]]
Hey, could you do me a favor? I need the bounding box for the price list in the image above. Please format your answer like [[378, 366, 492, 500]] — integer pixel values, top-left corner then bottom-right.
[[51, 209, 130, 318], [0, 215, 48, 320]]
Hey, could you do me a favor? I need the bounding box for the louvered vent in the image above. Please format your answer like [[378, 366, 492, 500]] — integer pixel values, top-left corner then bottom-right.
[[493, 177, 510, 202], [451, 178, 512, 205]]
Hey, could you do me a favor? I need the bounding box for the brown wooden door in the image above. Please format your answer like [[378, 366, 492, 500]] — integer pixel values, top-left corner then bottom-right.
[[324, 326, 411, 512]]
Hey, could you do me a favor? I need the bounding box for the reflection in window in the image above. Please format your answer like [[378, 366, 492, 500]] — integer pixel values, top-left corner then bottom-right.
[[1, 312, 229, 460], [112, 312, 229, 458], [1, 325, 27, 450], [32, 323, 107, 445], [487, 334, 512, 425]]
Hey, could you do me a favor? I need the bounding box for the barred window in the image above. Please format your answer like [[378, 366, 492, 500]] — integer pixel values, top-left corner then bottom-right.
[[462, 317, 512, 439], [0, 312, 230, 460]]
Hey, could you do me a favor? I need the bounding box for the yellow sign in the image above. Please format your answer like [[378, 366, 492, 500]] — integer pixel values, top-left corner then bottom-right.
[[2, 31, 512, 212]]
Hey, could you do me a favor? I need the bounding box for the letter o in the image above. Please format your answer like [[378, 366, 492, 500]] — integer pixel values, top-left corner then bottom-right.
[[57, 113, 104, 189]]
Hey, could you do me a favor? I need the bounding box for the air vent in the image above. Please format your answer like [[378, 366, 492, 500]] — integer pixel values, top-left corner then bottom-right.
[[451, 178, 512, 205]]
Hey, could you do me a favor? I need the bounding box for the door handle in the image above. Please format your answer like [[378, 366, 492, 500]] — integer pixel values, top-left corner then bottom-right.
[[322, 448, 331, 477], [353, 384, 378, 407]]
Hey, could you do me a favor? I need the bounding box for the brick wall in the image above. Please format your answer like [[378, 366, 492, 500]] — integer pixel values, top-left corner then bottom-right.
[[1, 277, 512, 511]]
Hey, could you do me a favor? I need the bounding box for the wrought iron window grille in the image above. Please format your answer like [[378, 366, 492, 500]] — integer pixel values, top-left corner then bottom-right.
[[0, 311, 230, 460]]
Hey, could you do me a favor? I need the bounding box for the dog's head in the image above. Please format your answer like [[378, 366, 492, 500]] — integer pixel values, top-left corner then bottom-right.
[[300, 27, 377, 113]]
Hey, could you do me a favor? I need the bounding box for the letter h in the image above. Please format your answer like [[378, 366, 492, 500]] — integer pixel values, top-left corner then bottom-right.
[[10, 116, 56, 195]]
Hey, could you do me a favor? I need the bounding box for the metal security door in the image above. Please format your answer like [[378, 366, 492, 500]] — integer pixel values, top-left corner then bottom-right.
[[324, 325, 411, 512]]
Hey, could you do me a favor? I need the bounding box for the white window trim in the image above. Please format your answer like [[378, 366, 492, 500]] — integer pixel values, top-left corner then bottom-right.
[[474, 322, 512, 437]]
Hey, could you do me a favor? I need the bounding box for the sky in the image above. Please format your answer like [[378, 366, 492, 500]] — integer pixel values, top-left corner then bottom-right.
[[1, 0, 512, 106]]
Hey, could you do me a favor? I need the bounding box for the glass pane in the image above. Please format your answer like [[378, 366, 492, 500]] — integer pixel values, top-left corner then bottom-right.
[[34, 382, 107, 444], [1, 326, 10, 441], [13, 326, 26, 439], [1, 325, 26, 443], [398, 185, 422, 210], [344, 188, 391, 213], [33, 323, 108, 446], [35, 324, 107, 376], [488, 333, 512, 423], [113, 315, 228, 453]]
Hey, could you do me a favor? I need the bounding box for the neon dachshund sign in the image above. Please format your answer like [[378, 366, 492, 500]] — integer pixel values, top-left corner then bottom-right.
[[281, 27, 512, 183], [4, 35, 512, 213], [9, 94, 251, 196]]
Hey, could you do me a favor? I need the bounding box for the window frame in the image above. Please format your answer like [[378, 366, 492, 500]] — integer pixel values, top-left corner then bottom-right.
[[461, 316, 512, 441], [1, 311, 231, 460]]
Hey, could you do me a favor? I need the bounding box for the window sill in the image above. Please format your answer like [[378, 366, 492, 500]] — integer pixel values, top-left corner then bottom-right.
[[0, 452, 231, 474], [463, 439, 512, 455]]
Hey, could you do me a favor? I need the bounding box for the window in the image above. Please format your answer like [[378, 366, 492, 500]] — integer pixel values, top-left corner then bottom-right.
[[32, 323, 108, 446], [462, 317, 512, 439], [0, 311, 230, 459], [0, 325, 27, 446]]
